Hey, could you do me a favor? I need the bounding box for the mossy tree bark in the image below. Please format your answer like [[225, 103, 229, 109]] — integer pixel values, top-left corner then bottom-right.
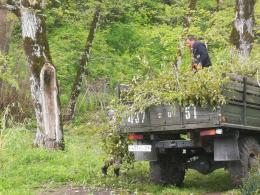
[[64, 7, 100, 122], [0, 9, 13, 95], [230, 0, 256, 57], [0, 1, 64, 149], [0, 9, 12, 53]]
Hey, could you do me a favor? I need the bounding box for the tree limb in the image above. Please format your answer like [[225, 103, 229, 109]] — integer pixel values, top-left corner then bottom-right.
[[64, 7, 101, 122], [0, 0, 19, 16]]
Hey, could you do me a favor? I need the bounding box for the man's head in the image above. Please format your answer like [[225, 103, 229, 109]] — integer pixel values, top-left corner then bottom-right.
[[186, 35, 197, 48]]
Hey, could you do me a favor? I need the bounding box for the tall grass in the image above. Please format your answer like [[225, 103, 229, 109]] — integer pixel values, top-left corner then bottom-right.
[[0, 112, 240, 195], [0, 127, 105, 195]]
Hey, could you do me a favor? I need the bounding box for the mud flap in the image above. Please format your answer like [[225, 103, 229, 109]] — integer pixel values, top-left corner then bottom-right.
[[133, 150, 158, 161], [133, 142, 158, 161], [214, 137, 240, 161]]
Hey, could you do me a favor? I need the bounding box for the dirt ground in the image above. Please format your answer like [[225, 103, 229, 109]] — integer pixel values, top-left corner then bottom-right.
[[38, 186, 224, 195], [38, 186, 134, 195]]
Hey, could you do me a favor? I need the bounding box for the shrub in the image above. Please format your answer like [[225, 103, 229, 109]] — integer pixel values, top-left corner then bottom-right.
[[240, 158, 260, 195]]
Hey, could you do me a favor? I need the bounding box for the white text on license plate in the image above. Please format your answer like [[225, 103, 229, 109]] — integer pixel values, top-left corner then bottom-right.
[[128, 145, 152, 152]]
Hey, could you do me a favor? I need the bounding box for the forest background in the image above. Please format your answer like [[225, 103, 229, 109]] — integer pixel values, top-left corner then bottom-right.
[[0, 0, 259, 194]]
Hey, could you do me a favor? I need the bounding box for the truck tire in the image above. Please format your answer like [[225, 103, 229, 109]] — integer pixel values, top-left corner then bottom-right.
[[228, 136, 260, 187], [150, 161, 163, 183], [150, 154, 185, 186]]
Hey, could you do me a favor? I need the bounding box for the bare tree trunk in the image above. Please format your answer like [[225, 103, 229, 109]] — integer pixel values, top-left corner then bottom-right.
[[173, 0, 197, 69], [64, 7, 100, 122], [230, 0, 256, 57], [39, 63, 63, 148], [0, 9, 11, 53], [0, 1, 64, 149], [20, 8, 64, 149]]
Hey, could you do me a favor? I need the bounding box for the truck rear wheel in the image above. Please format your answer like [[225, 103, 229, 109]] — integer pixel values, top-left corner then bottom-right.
[[228, 136, 260, 187], [150, 153, 185, 186]]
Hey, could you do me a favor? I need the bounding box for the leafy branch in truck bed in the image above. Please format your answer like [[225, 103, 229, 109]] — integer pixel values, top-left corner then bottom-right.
[[117, 59, 259, 113]]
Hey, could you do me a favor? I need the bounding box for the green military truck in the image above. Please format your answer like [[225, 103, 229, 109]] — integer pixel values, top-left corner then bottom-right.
[[120, 73, 260, 186]]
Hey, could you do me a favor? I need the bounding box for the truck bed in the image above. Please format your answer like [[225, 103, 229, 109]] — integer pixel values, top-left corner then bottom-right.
[[120, 74, 260, 133]]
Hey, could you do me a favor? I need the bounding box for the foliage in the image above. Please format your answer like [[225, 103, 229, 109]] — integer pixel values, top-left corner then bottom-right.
[[0, 121, 238, 194], [0, 53, 18, 89], [44, 0, 238, 107], [240, 158, 260, 195], [1, 0, 260, 193], [106, 23, 143, 54], [116, 57, 259, 115], [82, 80, 113, 110], [6, 0, 259, 111], [100, 112, 134, 166], [229, 53, 260, 79], [121, 66, 227, 112], [1, 103, 17, 130]]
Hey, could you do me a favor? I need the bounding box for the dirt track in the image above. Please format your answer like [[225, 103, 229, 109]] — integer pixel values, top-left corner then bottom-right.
[[39, 186, 135, 195], [38, 186, 224, 195]]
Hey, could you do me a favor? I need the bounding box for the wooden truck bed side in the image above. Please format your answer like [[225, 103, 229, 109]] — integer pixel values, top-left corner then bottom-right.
[[120, 105, 220, 133], [220, 73, 260, 131], [120, 74, 260, 133]]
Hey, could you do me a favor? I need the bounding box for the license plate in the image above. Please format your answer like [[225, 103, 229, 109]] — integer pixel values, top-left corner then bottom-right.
[[128, 145, 152, 152]]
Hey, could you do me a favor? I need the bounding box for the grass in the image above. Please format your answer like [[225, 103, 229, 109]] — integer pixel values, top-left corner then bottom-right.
[[240, 158, 260, 195], [0, 112, 240, 195]]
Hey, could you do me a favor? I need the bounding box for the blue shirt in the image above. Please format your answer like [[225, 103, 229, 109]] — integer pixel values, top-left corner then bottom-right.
[[192, 41, 211, 67]]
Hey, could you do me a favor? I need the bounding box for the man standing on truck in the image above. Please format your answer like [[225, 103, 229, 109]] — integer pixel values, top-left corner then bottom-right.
[[186, 35, 211, 72]]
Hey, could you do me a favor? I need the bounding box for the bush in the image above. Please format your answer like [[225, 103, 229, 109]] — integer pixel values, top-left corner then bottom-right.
[[240, 158, 260, 195]]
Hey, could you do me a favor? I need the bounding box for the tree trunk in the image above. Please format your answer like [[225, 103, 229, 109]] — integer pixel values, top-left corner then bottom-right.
[[39, 63, 63, 148], [0, 9, 13, 94], [20, 7, 64, 149], [0, 9, 11, 53], [173, 0, 197, 69], [0, 9, 9, 100], [64, 8, 100, 122], [230, 0, 256, 57], [0, 1, 64, 149]]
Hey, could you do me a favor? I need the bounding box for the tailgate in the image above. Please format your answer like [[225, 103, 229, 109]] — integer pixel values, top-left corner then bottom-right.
[[120, 105, 220, 133]]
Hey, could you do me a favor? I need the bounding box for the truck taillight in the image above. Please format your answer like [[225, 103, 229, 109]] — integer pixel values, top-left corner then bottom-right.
[[200, 129, 216, 136], [128, 134, 144, 140], [200, 128, 223, 137]]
